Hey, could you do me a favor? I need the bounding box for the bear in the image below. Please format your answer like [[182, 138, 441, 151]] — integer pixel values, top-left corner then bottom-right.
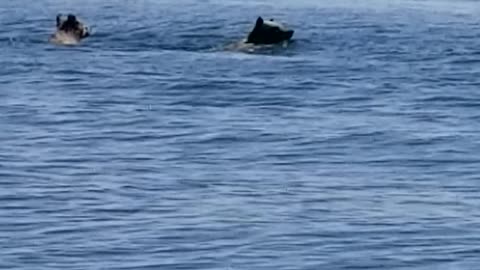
[[50, 14, 90, 45], [245, 17, 294, 45]]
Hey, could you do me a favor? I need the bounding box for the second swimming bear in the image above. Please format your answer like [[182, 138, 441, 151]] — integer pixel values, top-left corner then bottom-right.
[[50, 14, 90, 45]]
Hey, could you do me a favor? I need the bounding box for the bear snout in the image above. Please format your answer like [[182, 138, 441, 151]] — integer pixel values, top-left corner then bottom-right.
[[285, 30, 294, 40]]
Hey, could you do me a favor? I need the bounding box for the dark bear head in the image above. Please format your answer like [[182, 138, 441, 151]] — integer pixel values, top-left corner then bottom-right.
[[56, 14, 90, 39], [246, 17, 294, 45]]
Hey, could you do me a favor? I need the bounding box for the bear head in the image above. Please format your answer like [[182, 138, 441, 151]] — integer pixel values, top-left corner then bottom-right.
[[246, 17, 294, 45], [56, 14, 90, 39]]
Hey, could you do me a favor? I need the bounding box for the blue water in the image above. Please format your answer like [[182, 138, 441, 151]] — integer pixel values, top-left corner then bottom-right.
[[2, 0, 480, 269]]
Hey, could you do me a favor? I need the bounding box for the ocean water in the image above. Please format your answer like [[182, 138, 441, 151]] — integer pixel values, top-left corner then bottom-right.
[[1, 0, 480, 269]]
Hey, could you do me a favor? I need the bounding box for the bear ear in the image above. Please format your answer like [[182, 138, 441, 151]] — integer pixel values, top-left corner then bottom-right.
[[56, 14, 62, 27], [256, 17, 264, 27]]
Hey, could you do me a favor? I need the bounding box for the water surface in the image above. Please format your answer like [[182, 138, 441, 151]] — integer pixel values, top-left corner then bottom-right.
[[1, 0, 480, 269]]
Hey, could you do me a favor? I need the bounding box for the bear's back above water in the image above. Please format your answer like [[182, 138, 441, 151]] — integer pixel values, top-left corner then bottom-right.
[[246, 17, 294, 45]]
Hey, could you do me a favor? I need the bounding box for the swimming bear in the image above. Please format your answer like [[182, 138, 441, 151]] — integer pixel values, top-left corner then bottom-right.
[[246, 17, 294, 45], [50, 14, 90, 45]]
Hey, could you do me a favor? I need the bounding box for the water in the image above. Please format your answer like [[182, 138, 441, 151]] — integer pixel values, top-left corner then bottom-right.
[[1, 0, 480, 269]]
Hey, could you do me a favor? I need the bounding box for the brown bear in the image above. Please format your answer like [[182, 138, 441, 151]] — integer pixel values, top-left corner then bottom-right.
[[50, 14, 90, 45]]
